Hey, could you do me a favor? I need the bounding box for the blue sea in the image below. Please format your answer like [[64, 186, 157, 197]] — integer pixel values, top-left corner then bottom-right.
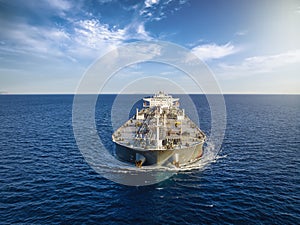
[[0, 94, 299, 224]]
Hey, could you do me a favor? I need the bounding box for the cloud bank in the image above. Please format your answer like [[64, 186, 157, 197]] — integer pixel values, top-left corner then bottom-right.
[[219, 49, 300, 76], [192, 42, 238, 61]]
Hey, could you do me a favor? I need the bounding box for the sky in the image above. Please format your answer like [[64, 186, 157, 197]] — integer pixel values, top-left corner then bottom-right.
[[0, 0, 299, 94]]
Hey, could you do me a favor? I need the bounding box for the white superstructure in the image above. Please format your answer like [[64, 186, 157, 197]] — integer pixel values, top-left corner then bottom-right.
[[143, 91, 179, 108]]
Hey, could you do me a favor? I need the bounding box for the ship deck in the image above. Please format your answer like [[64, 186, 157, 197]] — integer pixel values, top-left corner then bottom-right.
[[112, 107, 206, 151]]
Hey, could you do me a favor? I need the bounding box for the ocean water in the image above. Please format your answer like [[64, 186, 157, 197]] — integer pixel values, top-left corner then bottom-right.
[[0, 94, 299, 224]]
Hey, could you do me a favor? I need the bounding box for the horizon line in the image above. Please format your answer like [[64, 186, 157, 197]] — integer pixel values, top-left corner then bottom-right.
[[1, 92, 299, 95]]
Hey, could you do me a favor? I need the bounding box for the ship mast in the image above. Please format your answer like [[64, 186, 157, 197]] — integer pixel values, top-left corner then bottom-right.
[[156, 107, 160, 149]]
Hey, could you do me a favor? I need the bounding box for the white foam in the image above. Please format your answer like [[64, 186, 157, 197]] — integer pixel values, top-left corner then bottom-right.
[[93, 141, 223, 175]]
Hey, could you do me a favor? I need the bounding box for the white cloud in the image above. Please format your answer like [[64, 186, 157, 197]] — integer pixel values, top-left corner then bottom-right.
[[0, 0, 189, 68], [74, 19, 126, 46], [124, 22, 151, 41], [0, 22, 70, 58], [71, 19, 153, 58], [235, 30, 248, 36], [219, 49, 300, 76], [145, 0, 159, 8], [192, 42, 238, 61], [140, 0, 188, 22], [0, 15, 153, 64], [67, 19, 128, 60]]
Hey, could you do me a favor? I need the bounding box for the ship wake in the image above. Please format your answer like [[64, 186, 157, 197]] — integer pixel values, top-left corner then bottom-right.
[[92, 141, 222, 174]]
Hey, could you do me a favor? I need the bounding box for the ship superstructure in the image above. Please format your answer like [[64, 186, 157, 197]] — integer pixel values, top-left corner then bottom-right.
[[112, 91, 206, 167]]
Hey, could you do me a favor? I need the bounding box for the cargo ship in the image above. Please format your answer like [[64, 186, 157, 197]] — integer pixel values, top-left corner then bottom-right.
[[112, 92, 206, 168]]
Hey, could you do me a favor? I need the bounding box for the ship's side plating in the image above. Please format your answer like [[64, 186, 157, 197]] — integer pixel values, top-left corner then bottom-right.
[[112, 92, 206, 167], [114, 141, 204, 167]]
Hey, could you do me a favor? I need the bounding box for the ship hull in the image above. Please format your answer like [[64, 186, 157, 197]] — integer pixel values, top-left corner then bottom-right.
[[115, 142, 204, 167]]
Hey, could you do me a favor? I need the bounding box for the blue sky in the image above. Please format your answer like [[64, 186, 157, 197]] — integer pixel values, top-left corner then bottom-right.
[[0, 0, 299, 94]]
